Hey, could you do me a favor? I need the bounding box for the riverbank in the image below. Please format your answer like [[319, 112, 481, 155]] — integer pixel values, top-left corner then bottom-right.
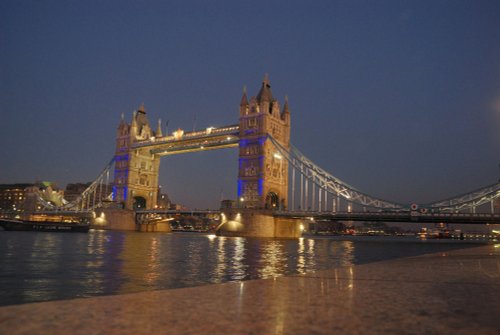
[[0, 243, 498, 334]]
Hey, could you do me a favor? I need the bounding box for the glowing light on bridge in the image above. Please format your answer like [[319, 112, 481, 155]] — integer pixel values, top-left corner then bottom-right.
[[173, 128, 184, 140]]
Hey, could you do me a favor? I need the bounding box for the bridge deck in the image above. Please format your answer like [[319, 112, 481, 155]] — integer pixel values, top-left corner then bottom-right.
[[137, 208, 500, 224], [136, 209, 220, 215], [276, 210, 500, 224], [132, 124, 240, 156]]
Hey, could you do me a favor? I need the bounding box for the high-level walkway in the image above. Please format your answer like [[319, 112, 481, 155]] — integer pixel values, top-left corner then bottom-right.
[[0, 244, 498, 334]]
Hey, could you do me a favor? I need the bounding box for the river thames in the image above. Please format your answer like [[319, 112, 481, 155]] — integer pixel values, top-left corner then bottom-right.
[[0, 230, 485, 307]]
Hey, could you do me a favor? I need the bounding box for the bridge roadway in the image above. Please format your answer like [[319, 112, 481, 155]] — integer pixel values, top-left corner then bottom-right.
[[276, 210, 500, 224], [138, 209, 500, 224], [135, 209, 221, 224], [137, 209, 220, 216], [133, 124, 240, 156]]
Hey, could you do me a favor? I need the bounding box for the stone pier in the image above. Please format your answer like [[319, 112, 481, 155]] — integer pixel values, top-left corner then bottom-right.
[[217, 209, 303, 238], [92, 208, 171, 232], [93, 208, 136, 231]]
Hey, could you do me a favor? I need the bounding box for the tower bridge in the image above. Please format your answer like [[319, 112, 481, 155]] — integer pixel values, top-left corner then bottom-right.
[[113, 75, 290, 213], [26, 75, 500, 236]]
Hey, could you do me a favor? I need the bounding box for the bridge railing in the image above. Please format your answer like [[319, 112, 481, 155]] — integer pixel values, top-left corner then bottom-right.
[[421, 183, 500, 213], [268, 135, 407, 212], [268, 135, 500, 215], [132, 124, 240, 148], [275, 209, 500, 224]]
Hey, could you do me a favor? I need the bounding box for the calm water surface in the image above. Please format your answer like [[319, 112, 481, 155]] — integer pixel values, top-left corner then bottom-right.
[[0, 230, 483, 306]]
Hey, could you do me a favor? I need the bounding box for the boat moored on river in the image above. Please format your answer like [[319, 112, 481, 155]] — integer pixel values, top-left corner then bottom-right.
[[0, 214, 91, 233], [418, 223, 452, 239]]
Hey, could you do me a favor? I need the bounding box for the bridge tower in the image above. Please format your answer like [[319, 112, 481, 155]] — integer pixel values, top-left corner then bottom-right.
[[113, 104, 161, 210], [238, 75, 291, 210]]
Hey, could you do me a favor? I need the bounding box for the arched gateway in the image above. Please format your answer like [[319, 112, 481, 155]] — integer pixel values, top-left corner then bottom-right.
[[112, 76, 291, 211]]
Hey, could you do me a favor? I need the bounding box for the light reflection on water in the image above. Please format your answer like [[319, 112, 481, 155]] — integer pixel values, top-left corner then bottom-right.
[[0, 230, 478, 306]]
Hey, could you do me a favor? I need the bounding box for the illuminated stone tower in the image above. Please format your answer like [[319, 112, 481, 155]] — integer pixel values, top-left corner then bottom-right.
[[238, 75, 291, 209], [114, 104, 161, 210]]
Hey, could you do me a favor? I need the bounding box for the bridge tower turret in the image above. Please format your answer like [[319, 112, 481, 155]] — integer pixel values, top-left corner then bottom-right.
[[238, 75, 290, 210], [113, 104, 160, 210]]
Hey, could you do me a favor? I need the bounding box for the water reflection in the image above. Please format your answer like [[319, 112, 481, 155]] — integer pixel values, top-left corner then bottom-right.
[[213, 236, 226, 283], [144, 237, 160, 285], [23, 234, 62, 303], [297, 237, 306, 274], [236, 281, 245, 316], [259, 241, 287, 279], [0, 231, 477, 306], [231, 237, 247, 280], [306, 238, 317, 270], [83, 230, 106, 295]]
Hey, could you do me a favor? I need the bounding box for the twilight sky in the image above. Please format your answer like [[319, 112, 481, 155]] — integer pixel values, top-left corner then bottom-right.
[[1, 0, 500, 209]]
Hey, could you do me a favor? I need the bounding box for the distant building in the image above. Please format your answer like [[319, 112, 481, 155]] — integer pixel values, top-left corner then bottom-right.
[[157, 190, 171, 209], [220, 199, 236, 210], [1, 181, 117, 212], [153, 188, 186, 210], [65, 182, 92, 202], [0, 183, 34, 211], [25, 182, 65, 211], [170, 203, 188, 211]]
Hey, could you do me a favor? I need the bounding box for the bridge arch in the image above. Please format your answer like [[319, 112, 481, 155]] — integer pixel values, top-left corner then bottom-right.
[[265, 191, 280, 209], [133, 196, 147, 210]]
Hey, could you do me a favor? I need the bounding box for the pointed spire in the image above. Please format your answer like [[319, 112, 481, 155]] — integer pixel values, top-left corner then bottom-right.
[[138, 102, 146, 114], [131, 111, 138, 129], [118, 112, 127, 128], [281, 95, 290, 121], [256, 73, 273, 103], [156, 119, 163, 137], [263, 73, 269, 86], [240, 85, 248, 106], [283, 95, 290, 113]]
